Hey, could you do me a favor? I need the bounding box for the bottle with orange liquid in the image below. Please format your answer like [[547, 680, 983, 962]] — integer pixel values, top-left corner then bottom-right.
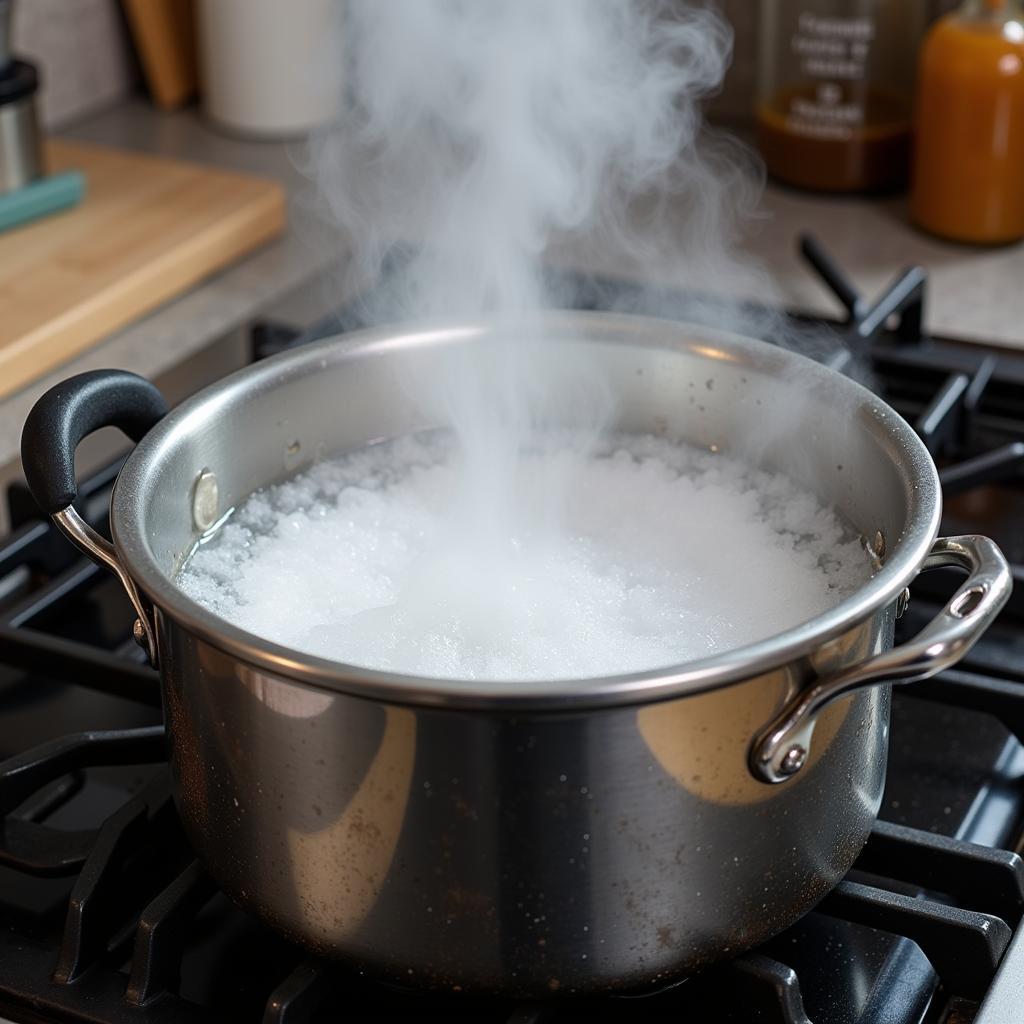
[[756, 1, 926, 193], [911, 0, 1024, 244]]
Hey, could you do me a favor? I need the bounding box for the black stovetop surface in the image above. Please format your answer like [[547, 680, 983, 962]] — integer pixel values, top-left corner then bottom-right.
[[0, 236, 1022, 1023]]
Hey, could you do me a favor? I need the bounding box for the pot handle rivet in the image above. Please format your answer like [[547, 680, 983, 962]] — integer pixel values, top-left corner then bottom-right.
[[133, 618, 148, 651], [749, 535, 1012, 784], [778, 745, 807, 776], [192, 469, 219, 531]]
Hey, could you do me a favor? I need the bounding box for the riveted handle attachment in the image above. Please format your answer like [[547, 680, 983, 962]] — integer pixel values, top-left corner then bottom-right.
[[20, 371, 169, 665], [750, 535, 1012, 784]]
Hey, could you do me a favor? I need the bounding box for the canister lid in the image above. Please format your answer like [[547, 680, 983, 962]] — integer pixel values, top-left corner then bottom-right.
[[0, 59, 38, 106]]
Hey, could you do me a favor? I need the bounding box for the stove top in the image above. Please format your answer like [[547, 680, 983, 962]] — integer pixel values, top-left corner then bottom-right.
[[1, 235, 1022, 1023]]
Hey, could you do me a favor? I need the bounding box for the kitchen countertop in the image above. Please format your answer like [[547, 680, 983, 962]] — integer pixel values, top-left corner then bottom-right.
[[2, 98, 1024, 474], [0, 101, 341, 477], [739, 188, 1024, 345]]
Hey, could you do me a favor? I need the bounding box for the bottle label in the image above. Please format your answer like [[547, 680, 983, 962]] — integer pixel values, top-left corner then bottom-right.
[[786, 12, 874, 139]]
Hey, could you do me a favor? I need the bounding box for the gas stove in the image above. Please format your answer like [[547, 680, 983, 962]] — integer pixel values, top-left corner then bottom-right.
[[0, 235, 1022, 1023]]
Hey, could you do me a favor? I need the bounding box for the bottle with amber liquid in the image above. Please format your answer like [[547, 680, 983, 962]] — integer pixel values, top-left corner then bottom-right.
[[757, 1, 926, 193], [911, 0, 1024, 244]]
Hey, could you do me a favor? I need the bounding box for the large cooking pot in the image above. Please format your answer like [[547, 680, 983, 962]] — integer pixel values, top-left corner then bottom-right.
[[20, 312, 1011, 996]]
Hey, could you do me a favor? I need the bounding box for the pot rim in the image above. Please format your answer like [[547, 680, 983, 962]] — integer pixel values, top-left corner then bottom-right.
[[111, 311, 941, 711]]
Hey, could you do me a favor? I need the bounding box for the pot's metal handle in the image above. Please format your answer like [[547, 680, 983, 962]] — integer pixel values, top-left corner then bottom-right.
[[750, 535, 1012, 784], [21, 370, 170, 665]]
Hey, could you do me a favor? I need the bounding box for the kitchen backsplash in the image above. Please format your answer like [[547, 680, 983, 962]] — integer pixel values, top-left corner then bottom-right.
[[12, 0, 136, 130], [9, 0, 962, 133]]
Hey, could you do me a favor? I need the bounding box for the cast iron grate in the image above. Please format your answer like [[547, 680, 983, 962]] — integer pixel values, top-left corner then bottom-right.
[[2, 457, 160, 707]]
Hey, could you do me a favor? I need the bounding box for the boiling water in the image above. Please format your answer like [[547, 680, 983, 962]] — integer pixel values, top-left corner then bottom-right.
[[177, 433, 870, 681]]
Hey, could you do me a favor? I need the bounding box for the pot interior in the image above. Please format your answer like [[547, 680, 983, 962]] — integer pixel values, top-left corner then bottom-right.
[[112, 312, 940, 701]]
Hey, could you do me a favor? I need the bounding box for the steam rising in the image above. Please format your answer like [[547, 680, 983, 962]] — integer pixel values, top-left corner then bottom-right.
[[294, 0, 815, 673], [176, 2, 878, 681], [310, 1, 760, 502], [319, 0, 737, 307]]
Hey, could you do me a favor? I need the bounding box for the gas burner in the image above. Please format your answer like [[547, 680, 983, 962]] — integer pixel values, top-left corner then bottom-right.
[[2, 236, 1023, 1023]]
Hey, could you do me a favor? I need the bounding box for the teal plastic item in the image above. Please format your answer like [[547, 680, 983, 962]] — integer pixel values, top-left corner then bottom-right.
[[0, 171, 86, 233]]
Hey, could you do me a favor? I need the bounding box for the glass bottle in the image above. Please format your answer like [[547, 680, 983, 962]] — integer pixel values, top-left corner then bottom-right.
[[756, 1, 927, 193], [910, 0, 1024, 245]]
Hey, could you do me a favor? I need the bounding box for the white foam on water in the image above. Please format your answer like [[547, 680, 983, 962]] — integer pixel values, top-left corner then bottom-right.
[[177, 433, 870, 681]]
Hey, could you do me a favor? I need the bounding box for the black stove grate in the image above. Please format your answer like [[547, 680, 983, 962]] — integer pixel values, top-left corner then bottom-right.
[[1, 235, 1023, 1023]]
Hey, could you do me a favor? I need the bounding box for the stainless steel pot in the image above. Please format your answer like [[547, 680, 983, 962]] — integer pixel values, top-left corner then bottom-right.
[[20, 312, 1011, 996]]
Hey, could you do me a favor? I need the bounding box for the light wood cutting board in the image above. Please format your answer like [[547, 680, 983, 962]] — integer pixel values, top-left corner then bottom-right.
[[0, 139, 286, 400]]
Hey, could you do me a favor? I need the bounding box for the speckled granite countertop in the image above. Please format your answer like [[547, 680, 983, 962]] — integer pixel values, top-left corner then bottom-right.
[[736, 188, 1024, 346], [2, 99, 1022, 474]]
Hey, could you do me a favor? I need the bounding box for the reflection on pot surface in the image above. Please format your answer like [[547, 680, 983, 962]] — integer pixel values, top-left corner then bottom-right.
[[286, 707, 416, 942]]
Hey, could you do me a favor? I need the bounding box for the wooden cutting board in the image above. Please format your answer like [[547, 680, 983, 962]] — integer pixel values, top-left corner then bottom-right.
[[0, 139, 286, 400]]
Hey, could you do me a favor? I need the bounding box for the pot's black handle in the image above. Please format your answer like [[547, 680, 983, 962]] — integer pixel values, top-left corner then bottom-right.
[[21, 369, 169, 515], [20, 370, 169, 666]]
